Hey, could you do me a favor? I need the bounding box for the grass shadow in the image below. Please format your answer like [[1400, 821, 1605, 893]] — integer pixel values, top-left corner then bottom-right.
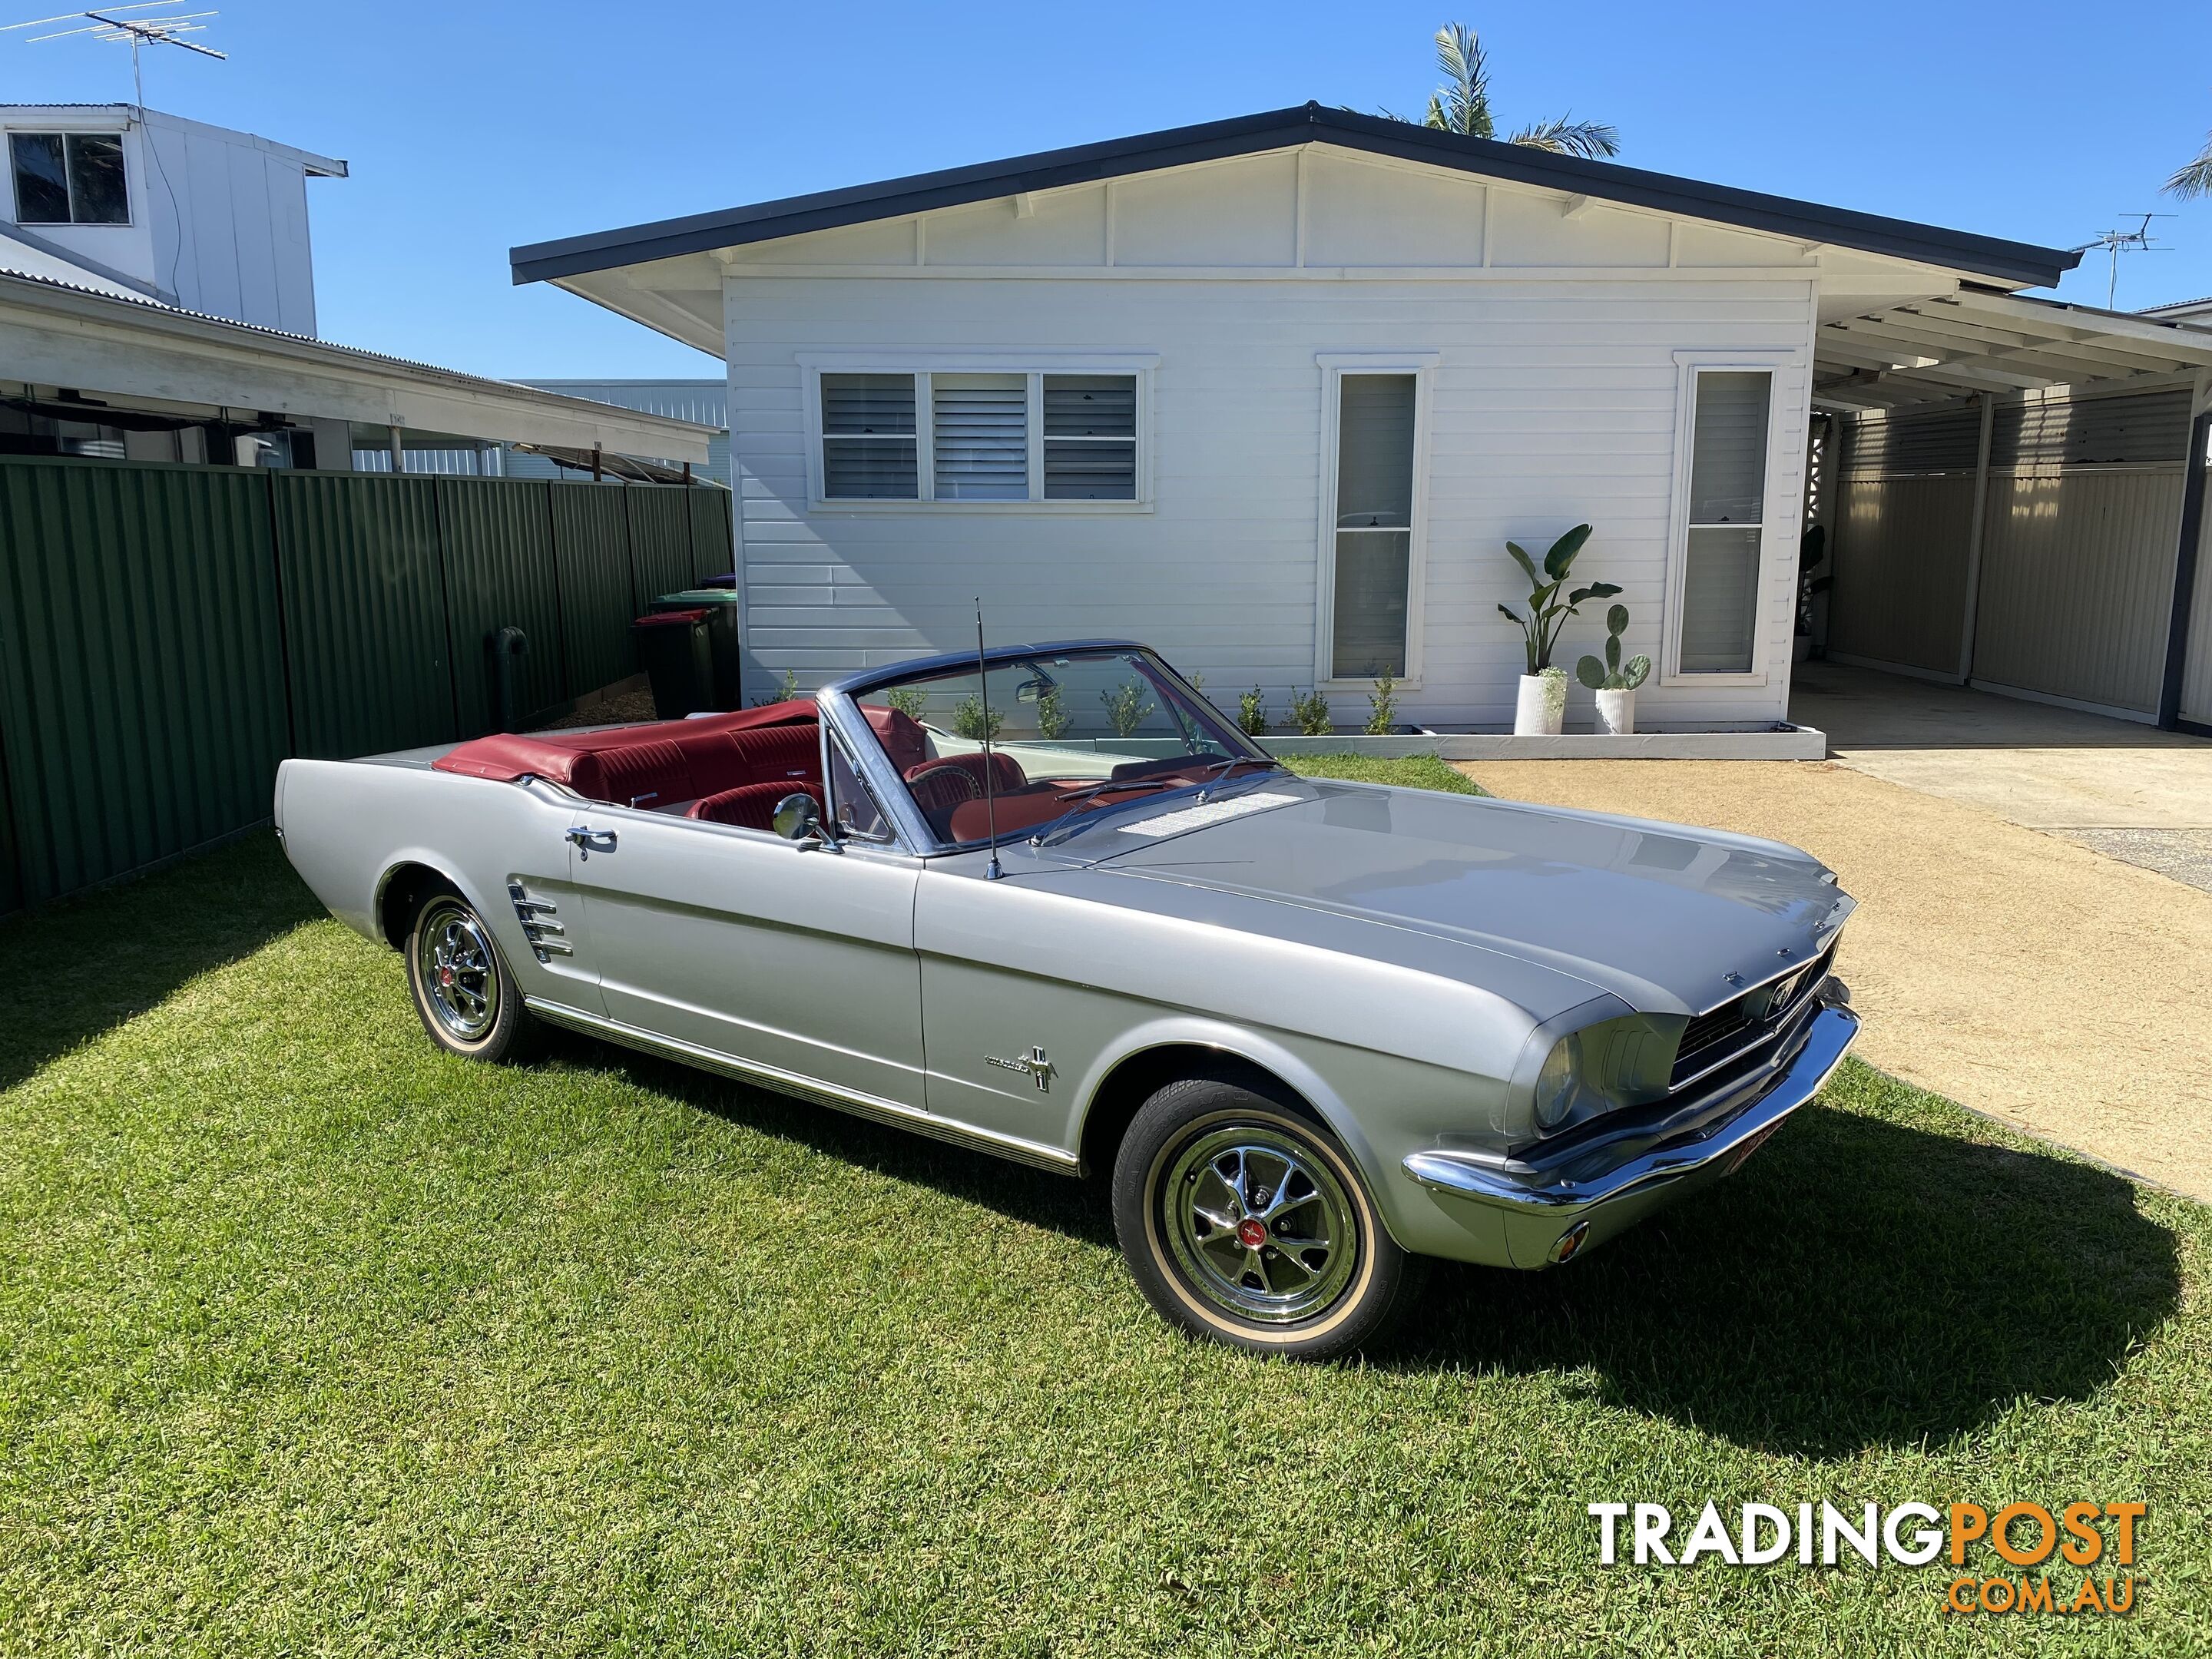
[[540, 1028, 1120, 1250], [547, 1038, 2182, 1460], [1395, 1078, 2184, 1456], [0, 833, 322, 1093]]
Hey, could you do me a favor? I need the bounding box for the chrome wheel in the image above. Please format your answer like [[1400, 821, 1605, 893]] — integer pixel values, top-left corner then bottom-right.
[[415, 899, 499, 1042], [1161, 1126, 1359, 1324]]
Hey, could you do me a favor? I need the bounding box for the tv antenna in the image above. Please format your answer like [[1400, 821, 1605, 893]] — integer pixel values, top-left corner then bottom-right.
[[2, 5, 226, 104], [2069, 214, 2173, 310]]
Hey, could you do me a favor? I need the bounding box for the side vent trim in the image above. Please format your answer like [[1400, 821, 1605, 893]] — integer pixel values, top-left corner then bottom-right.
[[508, 880, 571, 962]]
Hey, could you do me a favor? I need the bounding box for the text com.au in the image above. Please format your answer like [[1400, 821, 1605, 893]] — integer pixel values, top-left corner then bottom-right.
[[1589, 1501, 2144, 1618]]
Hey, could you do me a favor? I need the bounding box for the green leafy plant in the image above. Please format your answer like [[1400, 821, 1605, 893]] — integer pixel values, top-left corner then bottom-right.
[[1035, 685, 1071, 740], [1575, 605, 1651, 692], [751, 667, 800, 707], [1237, 686, 1269, 737], [1495, 524, 1619, 674], [1287, 687, 1333, 736], [1365, 671, 1399, 735], [1796, 522, 1831, 639], [952, 694, 1003, 743], [884, 687, 926, 721], [1100, 679, 1157, 739]]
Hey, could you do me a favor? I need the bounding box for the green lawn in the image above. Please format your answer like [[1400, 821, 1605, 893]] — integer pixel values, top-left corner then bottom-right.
[[2, 767, 2207, 1655]]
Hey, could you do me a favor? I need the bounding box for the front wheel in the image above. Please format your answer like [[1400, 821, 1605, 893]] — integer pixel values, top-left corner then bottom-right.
[[403, 888, 539, 1063], [1112, 1076, 1424, 1359]]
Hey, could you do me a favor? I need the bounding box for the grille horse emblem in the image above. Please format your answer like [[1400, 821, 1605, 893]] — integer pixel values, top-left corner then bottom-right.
[[985, 1045, 1055, 1092]]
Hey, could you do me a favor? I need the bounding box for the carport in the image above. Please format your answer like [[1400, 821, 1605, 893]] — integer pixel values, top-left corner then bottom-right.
[[1809, 290, 2212, 734]]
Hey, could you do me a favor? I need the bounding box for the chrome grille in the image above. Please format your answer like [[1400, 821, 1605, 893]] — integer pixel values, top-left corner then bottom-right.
[[1671, 941, 1836, 1089]]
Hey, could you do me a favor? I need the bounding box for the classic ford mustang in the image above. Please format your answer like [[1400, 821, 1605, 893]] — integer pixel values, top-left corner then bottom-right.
[[276, 640, 1858, 1359]]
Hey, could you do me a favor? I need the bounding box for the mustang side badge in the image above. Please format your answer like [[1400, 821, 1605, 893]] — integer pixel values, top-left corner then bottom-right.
[[985, 1046, 1055, 1092]]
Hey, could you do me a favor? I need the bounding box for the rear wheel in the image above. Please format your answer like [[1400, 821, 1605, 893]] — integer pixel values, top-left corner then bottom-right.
[[1112, 1075, 1424, 1359], [404, 888, 538, 1063]]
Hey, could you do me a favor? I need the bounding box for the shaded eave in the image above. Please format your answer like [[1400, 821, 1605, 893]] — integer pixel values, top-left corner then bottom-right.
[[511, 103, 2077, 290], [0, 269, 715, 461], [1812, 287, 2212, 409]]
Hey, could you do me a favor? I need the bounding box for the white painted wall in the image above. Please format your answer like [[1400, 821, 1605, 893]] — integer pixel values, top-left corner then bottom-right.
[[0, 105, 330, 336], [723, 146, 1817, 730]]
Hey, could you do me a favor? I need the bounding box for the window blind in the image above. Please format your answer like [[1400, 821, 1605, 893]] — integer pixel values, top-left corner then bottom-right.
[[820, 373, 917, 498], [1043, 376, 1137, 499], [932, 374, 1028, 500]]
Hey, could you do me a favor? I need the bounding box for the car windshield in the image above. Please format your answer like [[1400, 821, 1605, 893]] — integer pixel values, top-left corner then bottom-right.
[[852, 648, 1277, 848]]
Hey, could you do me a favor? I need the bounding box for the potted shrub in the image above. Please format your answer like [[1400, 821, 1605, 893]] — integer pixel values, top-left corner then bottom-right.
[[1575, 604, 1651, 735], [1496, 525, 1618, 736]]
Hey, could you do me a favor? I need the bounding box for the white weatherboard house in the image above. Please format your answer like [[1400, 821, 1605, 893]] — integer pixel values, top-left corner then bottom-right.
[[508, 104, 2167, 732]]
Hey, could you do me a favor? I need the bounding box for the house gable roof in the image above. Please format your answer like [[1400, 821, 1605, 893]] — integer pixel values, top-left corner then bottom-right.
[[510, 103, 2078, 290]]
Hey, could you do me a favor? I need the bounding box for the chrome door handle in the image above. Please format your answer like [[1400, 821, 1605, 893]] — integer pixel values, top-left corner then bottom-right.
[[566, 826, 618, 857]]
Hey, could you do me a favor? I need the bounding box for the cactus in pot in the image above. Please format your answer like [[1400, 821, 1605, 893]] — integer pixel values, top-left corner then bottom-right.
[[1575, 605, 1650, 735]]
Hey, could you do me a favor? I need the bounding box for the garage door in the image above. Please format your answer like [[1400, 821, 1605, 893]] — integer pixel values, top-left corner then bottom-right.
[[1969, 389, 2195, 717]]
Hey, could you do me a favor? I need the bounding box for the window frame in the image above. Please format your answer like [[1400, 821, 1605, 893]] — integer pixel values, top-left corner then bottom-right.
[[800, 353, 1157, 513], [8, 127, 132, 227], [1313, 352, 1439, 691], [1658, 351, 1800, 688]]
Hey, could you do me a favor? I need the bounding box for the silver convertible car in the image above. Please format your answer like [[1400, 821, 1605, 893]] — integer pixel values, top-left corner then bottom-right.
[[276, 641, 1858, 1359]]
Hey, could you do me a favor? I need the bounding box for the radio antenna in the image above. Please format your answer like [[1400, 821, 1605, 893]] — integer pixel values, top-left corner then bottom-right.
[[2068, 214, 2173, 310], [975, 598, 1002, 880], [3, 5, 226, 104]]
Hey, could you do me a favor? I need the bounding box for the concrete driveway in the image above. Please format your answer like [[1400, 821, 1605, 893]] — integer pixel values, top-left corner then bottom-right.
[[1459, 747, 2212, 1204], [1794, 662, 2212, 892]]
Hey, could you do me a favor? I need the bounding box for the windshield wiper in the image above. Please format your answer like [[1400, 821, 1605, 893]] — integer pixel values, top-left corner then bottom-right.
[[1191, 753, 1288, 801], [1028, 756, 1287, 850], [1026, 777, 1180, 849]]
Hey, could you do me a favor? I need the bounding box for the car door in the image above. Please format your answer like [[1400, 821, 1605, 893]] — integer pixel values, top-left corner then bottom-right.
[[560, 800, 927, 1112]]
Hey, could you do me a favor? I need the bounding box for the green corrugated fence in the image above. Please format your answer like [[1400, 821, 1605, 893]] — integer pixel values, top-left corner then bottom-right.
[[0, 456, 737, 915]]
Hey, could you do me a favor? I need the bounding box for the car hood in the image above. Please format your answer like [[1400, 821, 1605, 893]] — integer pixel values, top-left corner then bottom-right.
[[1065, 779, 1854, 1016]]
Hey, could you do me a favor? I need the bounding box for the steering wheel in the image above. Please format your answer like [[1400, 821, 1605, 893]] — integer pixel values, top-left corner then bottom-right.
[[906, 761, 982, 806]]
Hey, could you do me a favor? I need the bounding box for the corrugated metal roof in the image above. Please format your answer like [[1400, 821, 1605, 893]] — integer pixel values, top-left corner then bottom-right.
[[517, 379, 727, 427], [0, 263, 714, 437], [511, 102, 2079, 290]]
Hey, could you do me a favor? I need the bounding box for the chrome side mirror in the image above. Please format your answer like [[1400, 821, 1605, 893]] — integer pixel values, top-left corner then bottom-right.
[[773, 793, 826, 844]]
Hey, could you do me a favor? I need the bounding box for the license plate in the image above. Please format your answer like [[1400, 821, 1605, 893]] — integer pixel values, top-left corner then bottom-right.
[[1719, 1121, 1780, 1176]]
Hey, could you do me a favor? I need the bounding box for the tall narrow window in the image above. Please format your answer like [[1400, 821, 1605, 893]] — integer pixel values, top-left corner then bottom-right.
[[9, 132, 127, 225], [932, 373, 1027, 500], [1329, 374, 1417, 678], [820, 373, 917, 498], [1043, 375, 1136, 499], [1676, 369, 1771, 674]]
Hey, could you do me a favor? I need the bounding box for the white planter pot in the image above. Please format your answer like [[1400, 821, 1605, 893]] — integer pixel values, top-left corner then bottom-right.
[[1594, 687, 1637, 736], [1514, 672, 1566, 737], [1792, 633, 1814, 665]]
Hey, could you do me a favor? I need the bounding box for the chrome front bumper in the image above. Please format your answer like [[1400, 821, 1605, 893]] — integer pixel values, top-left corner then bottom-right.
[[1402, 1005, 1859, 1262]]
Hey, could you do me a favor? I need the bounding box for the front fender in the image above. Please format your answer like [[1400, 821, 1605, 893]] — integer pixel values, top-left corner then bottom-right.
[[1071, 1015, 1509, 1265]]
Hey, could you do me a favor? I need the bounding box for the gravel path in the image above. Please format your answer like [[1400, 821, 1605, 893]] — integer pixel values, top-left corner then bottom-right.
[[1462, 758, 2212, 1203]]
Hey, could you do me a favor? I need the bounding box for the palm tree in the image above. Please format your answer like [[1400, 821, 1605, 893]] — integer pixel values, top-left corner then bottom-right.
[[1391, 23, 1619, 160], [2167, 127, 2212, 199]]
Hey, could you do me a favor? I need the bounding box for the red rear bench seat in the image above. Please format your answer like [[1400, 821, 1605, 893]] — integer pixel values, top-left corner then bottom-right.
[[432, 701, 822, 811]]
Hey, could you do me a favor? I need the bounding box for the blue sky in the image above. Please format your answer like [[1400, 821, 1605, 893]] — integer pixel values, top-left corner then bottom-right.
[[12, 1, 2211, 377]]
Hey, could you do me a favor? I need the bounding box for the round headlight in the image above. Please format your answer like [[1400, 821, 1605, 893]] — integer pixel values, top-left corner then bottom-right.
[[1533, 1035, 1576, 1131]]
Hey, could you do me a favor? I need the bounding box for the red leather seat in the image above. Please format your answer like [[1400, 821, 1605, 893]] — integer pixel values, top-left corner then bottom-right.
[[730, 724, 821, 787], [431, 702, 823, 810], [573, 739, 694, 810], [862, 704, 930, 772], [688, 780, 821, 832]]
